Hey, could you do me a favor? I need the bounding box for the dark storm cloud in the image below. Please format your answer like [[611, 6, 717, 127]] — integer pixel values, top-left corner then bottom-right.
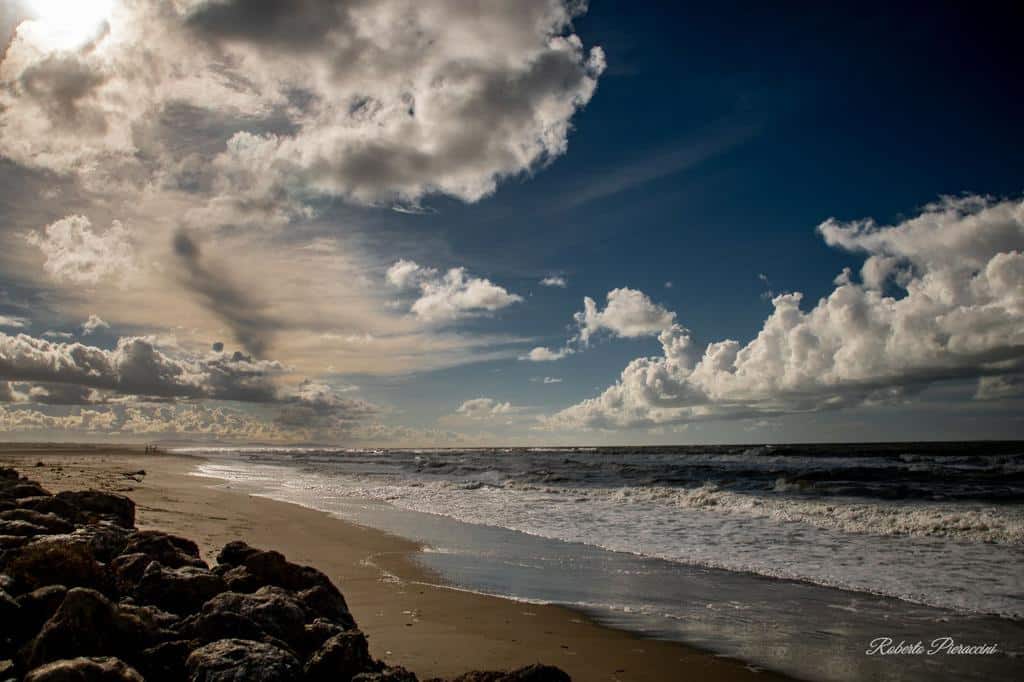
[[274, 379, 379, 429], [186, 0, 346, 52], [18, 54, 109, 133], [173, 231, 278, 357], [0, 330, 380, 431], [0, 381, 103, 405], [0, 331, 282, 402]]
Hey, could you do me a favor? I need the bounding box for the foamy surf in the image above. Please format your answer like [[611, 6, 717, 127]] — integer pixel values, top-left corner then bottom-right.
[[184, 445, 1024, 682]]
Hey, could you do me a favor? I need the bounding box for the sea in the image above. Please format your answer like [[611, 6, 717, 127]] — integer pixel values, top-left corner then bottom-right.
[[176, 442, 1024, 681]]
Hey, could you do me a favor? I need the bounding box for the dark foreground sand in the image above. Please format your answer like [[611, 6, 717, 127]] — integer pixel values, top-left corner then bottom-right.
[[0, 445, 788, 682]]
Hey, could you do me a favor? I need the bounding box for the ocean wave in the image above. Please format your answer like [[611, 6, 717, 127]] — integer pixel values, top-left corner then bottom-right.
[[191, 459, 1024, 618], [593, 483, 1024, 544]]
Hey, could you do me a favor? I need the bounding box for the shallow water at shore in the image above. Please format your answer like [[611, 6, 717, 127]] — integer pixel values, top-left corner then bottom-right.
[[186, 446, 1024, 682]]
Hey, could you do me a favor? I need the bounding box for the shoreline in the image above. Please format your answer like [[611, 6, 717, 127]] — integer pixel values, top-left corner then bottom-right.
[[0, 445, 789, 682]]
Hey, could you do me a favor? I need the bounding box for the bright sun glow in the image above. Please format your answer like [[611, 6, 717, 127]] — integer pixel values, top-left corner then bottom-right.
[[27, 0, 115, 50]]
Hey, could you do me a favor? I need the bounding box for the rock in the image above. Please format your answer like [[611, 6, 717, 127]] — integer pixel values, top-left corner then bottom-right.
[[199, 588, 306, 651], [54, 491, 134, 529], [0, 510, 73, 535], [0, 482, 50, 500], [302, 619, 346, 656], [20, 588, 167, 670], [303, 632, 376, 682], [14, 497, 76, 522], [0, 468, 18, 481], [68, 525, 132, 563], [296, 585, 356, 630], [3, 536, 110, 595], [16, 497, 78, 524], [353, 667, 418, 682], [222, 548, 338, 593], [117, 602, 180, 631], [0, 535, 29, 551], [123, 531, 205, 569], [218, 547, 355, 628], [15, 586, 68, 642], [133, 640, 195, 682], [0, 588, 20, 656], [134, 563, 225, 616], [0, 520, 51, 537], [23, 656, 144, 681], [185, 639, 301, 681], [175, 611, 269, 645], [109, 554, 151, 595], [215, 541, 260, 567], [448, 665, 572, 682]]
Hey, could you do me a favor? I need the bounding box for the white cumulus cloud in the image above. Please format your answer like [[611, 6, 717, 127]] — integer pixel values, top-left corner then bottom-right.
[[574, 287, 677, 345], [24, 215, 135, 285], [455, 397, 517, 419], [0, 0, 605, 209], [520, 346, 574, 362], [387, 260, 523, 322], [544, 195, 1024, 430], [81, 314, 110, 335], [0, 315, 29, 328]]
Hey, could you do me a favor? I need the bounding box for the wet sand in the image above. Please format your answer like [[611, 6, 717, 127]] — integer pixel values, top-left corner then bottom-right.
[[0, 444, 788, 682]]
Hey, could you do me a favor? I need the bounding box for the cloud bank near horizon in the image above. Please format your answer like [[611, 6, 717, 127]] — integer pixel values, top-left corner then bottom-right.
[[543, 196, 1024, 430]]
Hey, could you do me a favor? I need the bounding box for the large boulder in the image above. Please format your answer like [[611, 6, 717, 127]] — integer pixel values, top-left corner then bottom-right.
[[219, 546, 338, 593], [133, 640, 195, 682], [0, 510, 74, 535], [175, 610, 270, 646], [303, 632, 377, 682], [16, 497, 78, 524], [0, 482, 50, 501], [117, 602, 181, 632], [0, 520, 52, 537], [2, 536, 110, 595], [302, 619, 347, 657], [54, 491, 134, 529], [1, 587, 20, 656], [15, 586, 68, 643], [185, 639, 301, 681], [134, 563, 225, 616], [109, 554, 152, 595], [23, 656, 144, 681], [67, 525, 133, 564], [216, 545, 355, 629], [0, 534, 29, 550], [20, 588, 169, 670], [215, 541, 260, 567], [198, 588, 306, 652], [295, 584, 356, 630], [122, 531, 206, 569]]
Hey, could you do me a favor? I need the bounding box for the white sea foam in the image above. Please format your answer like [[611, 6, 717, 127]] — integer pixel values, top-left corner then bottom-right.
[[190, 452, 1024, 619]]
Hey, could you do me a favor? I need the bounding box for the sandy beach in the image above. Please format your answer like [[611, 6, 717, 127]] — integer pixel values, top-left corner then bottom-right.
[[0, 444, 787, 682]]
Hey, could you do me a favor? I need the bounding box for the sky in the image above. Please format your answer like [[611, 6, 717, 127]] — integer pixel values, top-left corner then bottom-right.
[[0, 0, 1022, 446]]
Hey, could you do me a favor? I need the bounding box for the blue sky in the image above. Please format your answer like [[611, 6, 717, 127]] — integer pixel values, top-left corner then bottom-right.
[[0, 1, 1021, 444]]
